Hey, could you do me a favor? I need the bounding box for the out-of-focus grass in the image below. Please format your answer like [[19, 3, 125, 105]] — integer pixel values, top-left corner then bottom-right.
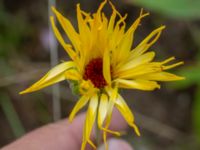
[[194, 87, 200, 141], [127, 0, 200, 20], [172, 65, 200, 89], [0, 3, 30, 58], [0, 1, 30, 141], [0, 92, 25, 138]]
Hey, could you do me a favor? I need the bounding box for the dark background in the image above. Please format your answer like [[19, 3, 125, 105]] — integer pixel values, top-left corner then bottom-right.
[[0, 0, 200, 149]]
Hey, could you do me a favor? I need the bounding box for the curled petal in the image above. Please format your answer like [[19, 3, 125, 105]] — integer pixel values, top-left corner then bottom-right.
[[131, 26, 165, 58], [50, 16, 77, 60], [98, 94, 108, 128], [162, 61, 184, 70], [115, 95, 140, 136], [52, 7, 80, 52], [139, 72, 185, 81], [81, 94, 98, 150], [69, 95, 90, 122], [98, 94, 120, 135], [115, 9, 149, 64], [103, 86, 119, 150], [105, 87, 118, 127], [20, 62, 76, 94]]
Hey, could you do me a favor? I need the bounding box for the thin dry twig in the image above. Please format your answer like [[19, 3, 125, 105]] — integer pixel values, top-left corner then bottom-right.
[[48, 0, 61, 121]]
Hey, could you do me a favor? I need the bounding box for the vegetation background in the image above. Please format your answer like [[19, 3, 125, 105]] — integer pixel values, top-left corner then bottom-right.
[[0, 0, 200, 149]]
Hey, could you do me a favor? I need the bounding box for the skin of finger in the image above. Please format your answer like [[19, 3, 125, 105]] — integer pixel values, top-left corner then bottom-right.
[[2, 114, 85, 150], [2, 109, 127, 150], [98, 138, 134, 150]]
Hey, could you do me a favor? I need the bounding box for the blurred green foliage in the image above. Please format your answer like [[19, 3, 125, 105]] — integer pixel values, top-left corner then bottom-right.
[[0, 2, 30, 57], [0, 0, 200, 148], [128, 0, 200, 20], [0, 92, 25, 138], [194, 87, 200, 141], [175, 64, 200, 140], [0, 1, 29, 140], [172, 65, 200, 89], [171, 27, 200, 140]]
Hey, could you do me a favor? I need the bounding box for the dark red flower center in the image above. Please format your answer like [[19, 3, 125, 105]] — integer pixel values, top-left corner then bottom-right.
[[83, 58, 107, 88]]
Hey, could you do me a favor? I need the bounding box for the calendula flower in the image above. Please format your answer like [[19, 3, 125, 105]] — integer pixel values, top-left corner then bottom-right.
[[20, 0, 184, 149]]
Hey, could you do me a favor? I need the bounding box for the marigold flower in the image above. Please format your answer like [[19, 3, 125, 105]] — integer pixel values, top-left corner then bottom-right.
[[20, 0, 184, 149]]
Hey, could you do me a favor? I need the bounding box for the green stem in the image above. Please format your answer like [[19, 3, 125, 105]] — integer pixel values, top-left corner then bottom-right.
[[95, 116, 101, 148]]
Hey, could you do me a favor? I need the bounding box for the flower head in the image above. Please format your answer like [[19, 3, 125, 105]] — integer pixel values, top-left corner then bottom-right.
[[20, 0, 184, 149]]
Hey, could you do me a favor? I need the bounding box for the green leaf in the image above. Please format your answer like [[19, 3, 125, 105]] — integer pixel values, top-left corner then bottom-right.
[[170, 65, 200, 89], [187, 24, 200, 60], [193, 86, 200, 141], [127, 0, 200, 20], [68, 80, 80, 96]]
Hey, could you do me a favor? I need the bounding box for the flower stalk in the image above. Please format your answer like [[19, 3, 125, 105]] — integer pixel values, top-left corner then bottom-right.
[[48, 0, 61, 121]]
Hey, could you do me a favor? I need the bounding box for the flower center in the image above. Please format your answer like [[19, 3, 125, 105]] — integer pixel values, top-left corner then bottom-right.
[[83, 58, 107, 88]]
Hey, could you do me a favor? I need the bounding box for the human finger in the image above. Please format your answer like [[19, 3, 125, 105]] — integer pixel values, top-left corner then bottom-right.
[[98, 138, 134, 150], [2, 109, 127, 150]]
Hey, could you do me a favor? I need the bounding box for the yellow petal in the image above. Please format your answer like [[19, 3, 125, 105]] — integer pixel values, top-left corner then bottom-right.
[[20, 62, 76, 94], [104, 87, 118, 127], [52, 7, 80, 52], [50, 16, 76, 60], [126, 9, 149, 34], [81, 94, 98, 150], [97, 0, 107, 18], [98, 93, 120, 142], [77, 4, 91, 39], [100, 88, 120, 150], [115, 94, 140, 136], [108, 5, 117, 33], [139, 72, 185, 81], [79, 80, 97, 95], [109, 26, 126, 67], [162, 61, 184, 70], [65, 69, 81, 81], [115, 9, 149, 64], [103, 50, 111, 85], [115, 30, 134, 64], [159, 57, 184, 70], [69, 95, 90, 122], [116, 79, 160, 91], [130, 26, 165, 58], [76, 4, 91, 67], [98, 94, 108, 128], [114, 62, 162, 79], [116, 52, 155, 73]]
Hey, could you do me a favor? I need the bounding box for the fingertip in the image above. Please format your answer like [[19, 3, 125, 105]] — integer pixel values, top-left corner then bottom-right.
[[109, 108, 128, 131], [98, 138, 134, 150]]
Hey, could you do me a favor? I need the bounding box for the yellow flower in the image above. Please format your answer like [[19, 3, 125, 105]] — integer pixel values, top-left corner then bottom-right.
[[20, 0, 184, 149]]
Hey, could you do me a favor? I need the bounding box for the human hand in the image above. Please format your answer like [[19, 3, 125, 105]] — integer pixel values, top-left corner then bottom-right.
[[2, 109, 134, 150]]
